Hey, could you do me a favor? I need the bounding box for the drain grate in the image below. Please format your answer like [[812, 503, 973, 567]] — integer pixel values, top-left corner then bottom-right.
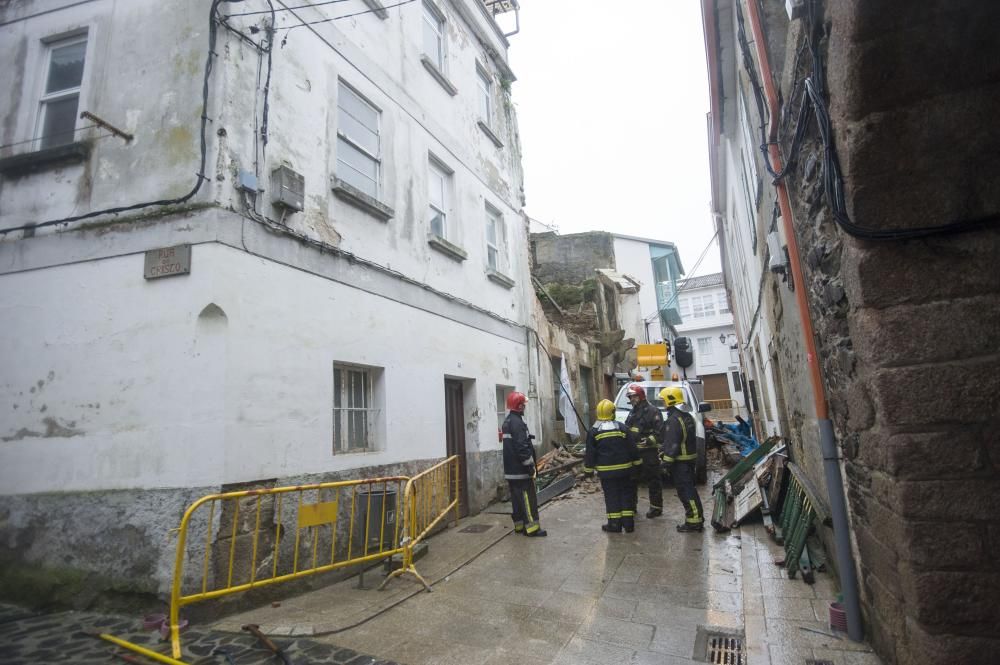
[[706, 634, 743, 664], [805, 661, 834, 665], [459, 524, 493, 533]]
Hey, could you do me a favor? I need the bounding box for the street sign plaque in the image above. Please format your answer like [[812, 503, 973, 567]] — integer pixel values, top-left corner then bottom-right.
[[144, 245, 191, 280]]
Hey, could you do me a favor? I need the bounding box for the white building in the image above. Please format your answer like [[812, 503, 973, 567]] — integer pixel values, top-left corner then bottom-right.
[[702, 0, 786, 438], [610, 233, 684, 346], [0, 0, 530, 603], [674, 273, 743, 406]]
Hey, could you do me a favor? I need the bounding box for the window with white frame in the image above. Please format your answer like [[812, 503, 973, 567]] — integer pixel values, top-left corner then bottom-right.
[[717, 292, 731, 315], [422, 1, 445, 70], [427, 157, 451, 238], [333, 364, 380, 454], [697, 337, 714, 365], [678, 297, 691, 320], [738, 86, 759, 187], [495, 385, 512, 431], [691, 294, 716, 319], [37, 34, 88, 149], [730, 345, 740, 364], [337, 82, 381, 198], [485, 204, 506, 271], [476, 64, 493, 125]]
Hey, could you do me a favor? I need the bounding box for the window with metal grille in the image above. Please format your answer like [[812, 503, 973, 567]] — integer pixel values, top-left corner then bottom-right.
[[336, 82, 381, 198], [38, 34, 88, 149], [333, 364, 379, 454]]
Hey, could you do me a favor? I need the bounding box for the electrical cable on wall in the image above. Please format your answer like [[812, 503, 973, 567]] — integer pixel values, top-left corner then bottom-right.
[[738, 0, 997, 242], [0, 0, 243, 236]]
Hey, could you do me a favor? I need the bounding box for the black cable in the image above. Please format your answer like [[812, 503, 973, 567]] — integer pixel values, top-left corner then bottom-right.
[[282, 0, 416, 33], [260, 1, 275, 163], [526, 328, 589, 436], [0, 0, 239, 236], [228, 0, 351, 17], [789, 0, 997, 240]]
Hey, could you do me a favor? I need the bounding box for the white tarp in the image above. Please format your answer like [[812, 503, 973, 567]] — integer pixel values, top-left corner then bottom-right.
[[559, 354, 580, 437]]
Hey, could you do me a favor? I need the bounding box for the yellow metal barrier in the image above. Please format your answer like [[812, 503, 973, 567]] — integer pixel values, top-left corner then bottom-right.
[[100, 476, 407, 661], [379, 455, 460, 591]]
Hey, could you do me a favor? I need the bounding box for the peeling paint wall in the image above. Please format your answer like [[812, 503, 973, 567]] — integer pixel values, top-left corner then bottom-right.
[[0, 0, 532, 608]]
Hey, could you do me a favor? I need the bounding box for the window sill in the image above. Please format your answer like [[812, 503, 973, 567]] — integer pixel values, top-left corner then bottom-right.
[[420, 55, 458, 97], [360, 0, 389, 19], [332, 177, 394, 221], [0, 141, 90, 177], [486, 268, 515, 289], [427, 233, 467, 262], [477, 120, 504, 148]]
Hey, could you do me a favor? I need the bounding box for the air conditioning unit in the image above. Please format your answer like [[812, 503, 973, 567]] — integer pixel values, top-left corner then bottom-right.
[[271, 165, 304, 212]]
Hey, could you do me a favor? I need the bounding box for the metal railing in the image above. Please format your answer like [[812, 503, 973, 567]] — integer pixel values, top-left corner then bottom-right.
[[379, 455, 460, 591]]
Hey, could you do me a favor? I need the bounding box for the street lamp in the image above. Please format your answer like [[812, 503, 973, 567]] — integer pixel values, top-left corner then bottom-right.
[[719, 332, 737, 347]]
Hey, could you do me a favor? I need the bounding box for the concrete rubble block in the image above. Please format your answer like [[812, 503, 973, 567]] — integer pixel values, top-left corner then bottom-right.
[[903, 571, 1000, 630], [899, 617, 1000, 665], [900, 522, 984, 569], [853, 296, 999, 368], [843, 229, 1000, 309], [869, 359, 1000, 429]]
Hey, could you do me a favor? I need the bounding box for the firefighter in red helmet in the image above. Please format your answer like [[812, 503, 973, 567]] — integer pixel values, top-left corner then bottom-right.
[[501, 391, 547, 537], [624, 383, 665, 518]]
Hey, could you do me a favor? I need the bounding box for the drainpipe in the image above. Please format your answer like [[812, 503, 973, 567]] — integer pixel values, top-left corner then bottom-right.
[[744, 0, 863, 642]]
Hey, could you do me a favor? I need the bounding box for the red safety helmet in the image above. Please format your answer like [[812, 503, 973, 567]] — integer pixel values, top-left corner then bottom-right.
[[626, 383, 646, 400], [506, 391, 527, 413]]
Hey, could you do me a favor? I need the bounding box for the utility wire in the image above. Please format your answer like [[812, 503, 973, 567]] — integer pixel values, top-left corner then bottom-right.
[[0, 0, 240, 236], [227, 0, 351, 17], [282, 0, 416, 32]]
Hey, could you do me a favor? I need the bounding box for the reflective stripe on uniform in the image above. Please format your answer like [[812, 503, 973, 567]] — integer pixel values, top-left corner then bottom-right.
[[595, 431, 625, 440], [502, 433, 512, 439], [596, 462, 633, 472]]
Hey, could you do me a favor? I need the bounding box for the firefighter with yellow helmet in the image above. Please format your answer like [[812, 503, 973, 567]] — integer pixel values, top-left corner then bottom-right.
[[583, 399, 641, 533], [659, 386, 705, 532]]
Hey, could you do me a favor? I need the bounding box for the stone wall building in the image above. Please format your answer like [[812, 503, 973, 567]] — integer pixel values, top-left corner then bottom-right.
[[702, 0, 1000, 663], [0, 0, 532, 609]]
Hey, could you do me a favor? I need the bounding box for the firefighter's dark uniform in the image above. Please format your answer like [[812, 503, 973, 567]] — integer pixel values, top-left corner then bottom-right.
[[583, 420, 641, 532], [661, 406, 704, 531], [625, 399, 664, 516], [502, 410, 545, 536]]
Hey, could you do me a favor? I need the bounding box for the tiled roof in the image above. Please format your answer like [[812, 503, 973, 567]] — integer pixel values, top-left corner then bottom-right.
[[678, 272, 723, 290]]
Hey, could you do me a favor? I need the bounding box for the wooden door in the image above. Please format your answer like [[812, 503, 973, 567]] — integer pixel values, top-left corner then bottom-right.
[[444, 379, 469, 517]]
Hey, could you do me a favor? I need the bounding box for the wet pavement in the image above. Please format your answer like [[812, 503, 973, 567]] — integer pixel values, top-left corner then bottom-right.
[[215, 478, 884, 665], [3, 476, 884, 664]]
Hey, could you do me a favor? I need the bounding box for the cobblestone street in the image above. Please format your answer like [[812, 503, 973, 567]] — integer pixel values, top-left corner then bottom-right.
[[0, 604, 393, 665]]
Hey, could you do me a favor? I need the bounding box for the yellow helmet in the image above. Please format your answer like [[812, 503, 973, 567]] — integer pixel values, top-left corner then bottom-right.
[[596, 399, 616, 421], [659, 386, 685, 408]]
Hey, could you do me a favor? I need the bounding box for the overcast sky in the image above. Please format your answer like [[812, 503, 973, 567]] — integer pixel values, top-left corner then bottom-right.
[[505, 0, 721, 277]]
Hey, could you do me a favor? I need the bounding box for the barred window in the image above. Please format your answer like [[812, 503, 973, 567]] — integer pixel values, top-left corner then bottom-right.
[[333, 364, 378, 454]]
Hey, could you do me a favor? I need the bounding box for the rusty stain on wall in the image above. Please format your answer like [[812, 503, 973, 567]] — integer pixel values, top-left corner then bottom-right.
[[1, 37, 27, 150]]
